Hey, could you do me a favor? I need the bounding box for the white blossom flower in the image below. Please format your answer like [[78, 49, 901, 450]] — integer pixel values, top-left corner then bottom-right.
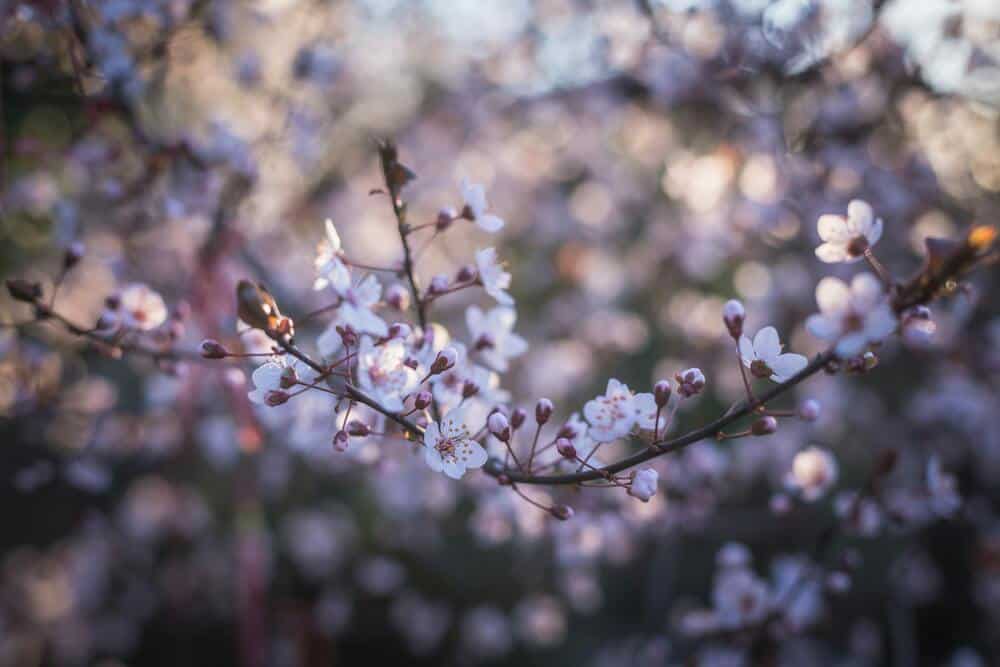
[[583, 379, 663, 442], [118, 283, 168, 331], [247, 358, 317, 406], [322, 274, 388, 342], [314, 219, 351, 293], [739, 326, 808, 383], [357, 336, 419, 412], [475, 247, 514, 305], [423, 407, 489, 479], [466, 306, 527, 373], [461, 178, 504, 233], [786, 446, 838, 501], [815, 200, 883, 263], [712, 568, 771, 629], [628, 468, 658, 502], [806, 273, 897, 357]]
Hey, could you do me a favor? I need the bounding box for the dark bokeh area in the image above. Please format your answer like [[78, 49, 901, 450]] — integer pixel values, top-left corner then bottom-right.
[[1, 1, 999, 666]]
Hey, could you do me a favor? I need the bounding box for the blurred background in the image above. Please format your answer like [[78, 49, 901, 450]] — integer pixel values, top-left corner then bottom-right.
[[1, 0, 999, 665]]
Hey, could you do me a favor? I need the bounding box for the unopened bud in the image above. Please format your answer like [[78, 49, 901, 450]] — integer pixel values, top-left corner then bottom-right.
[[556, 423, 578, 440], [333, 429, 350, 452], [200, 339, 229, 359], [63, 242, 85, 270], [430, 347, 458, 375], [549, 505, 575, 521], [798, 399, 821, 422], [556, 438, 577, 459], [653, 380, 672, 408], [510, 408, 527, 430], [535, 398, 553, 425], [456, 264, 476, 283], [751, 416, 778, 436], [488, 412, 511, 441], [675, 368, 706, 398], [387, 322, 412, 340], [413, 391, 433, 410], [436, 207, 456, 231], [723, 299, 745, 339], [428, 274, 450, 295], [265, 390, 290, 406], [6, 279, 42, 303], [385, 284, 410, 311], [346, 420, 370, 437]]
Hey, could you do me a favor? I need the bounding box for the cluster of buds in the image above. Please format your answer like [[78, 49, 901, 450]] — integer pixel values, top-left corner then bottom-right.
[[675, 368, 706, 398]]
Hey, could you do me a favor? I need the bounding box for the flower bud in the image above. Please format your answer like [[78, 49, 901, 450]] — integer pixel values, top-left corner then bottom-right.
[[556, 438, 576, 459], [798, 399, 821, 422], [456, 264, 476, 283], [675, 368, 706, 398], [436, 207, 456, 231], [430, 347, 458, 375], [200, 339, 229, 359], [346, 420, 370, 437], [751, 416, 778, 436], [488, 412, 511, 442], [264, 390, 290, 406], [653, 380, 672, 408], [510, 408, 527, 430], [332, 429, 349, 452], [6, 279, 42, 303], [428, 274, 450, 295], [385, 284, 410, 311], [549, 504, 575, 521], [63, 242, 85, 270], [387, 322, 412, 340], [535, 398, 553, 425], [413, 391, 433, 410], [462, 379, 479, 399], [723, 299, 745, 339], [556, 423, 578, 440]]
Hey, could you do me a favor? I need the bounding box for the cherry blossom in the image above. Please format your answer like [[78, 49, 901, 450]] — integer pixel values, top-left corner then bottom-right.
[[329, 274, 389, 339], [806, 273, 897, 357], [583, 380, 662, 442], [628, 468, 658, 502], [117, 283, 168, 331], [466, 305, 528, 373], [712, 567, 771, 630], [247, 358, 317, 406], [423, 407, 489, 479], [815, 200, 883, 263], [475, 247, 514, 305], [357, 336, 419, 412], [313, 219, 351, 293], [460, 178, 505, 233], [739, 326, 808, 383], [786, 446, 839, 501]]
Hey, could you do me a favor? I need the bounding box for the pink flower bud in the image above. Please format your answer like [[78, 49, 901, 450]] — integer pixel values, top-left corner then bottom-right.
[[556, 423, 577, 440], [723, 299, 745, 339], [798, 399, 821, 422], [653, 380, 672, 408], [535, 398, 553, 425], [751, 416, 778, 436], [436, 207, 456, 231], [430, 347, 458, 375], [265, 390, 290, 406], [488, 412, 511, 441], [549, 505, 575, 521], [333, 429, 349, 452], [428, 274, 450, 294], [387, 322, 412, 340], [456, 264, 476, 283], [413, 391, 433, 410], [200, 339, 229, 359], [556, 438, 576, 459], [346, 420, 370, 436], [675, 368, 706, 398], [385, 284, 410, 311], [510, 408, 527, 430]]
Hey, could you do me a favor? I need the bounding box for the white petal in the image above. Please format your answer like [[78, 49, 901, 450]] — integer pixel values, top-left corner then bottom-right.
[[752, 326, 781, 361], [815, 277, 851, 315], [806, 314, 841, 341], [769, 353, 808, 381], [423, 422, 441, 448], [846, 200, 874, 236], [817, 214, 850, 243], [440, 407, 469, 439], [324, 219, 342, 252], [460, 440, 489, 469], [815, 242, 849, 263], [442, 460, 466, 479], [251, 362, 284, 391], [867, 216, 883, 246], [632, 393, 662, 430], [864, 304, 898, 340], [465, 305, 485, 336], [424, 446, 444, 472], [738, 335, 755, 364], [835, 333, 867, 357], [849, 273, 884, 312], [502, 333, 528, 359], [354, 274, 382, 308], [478, 214, 505, 233]]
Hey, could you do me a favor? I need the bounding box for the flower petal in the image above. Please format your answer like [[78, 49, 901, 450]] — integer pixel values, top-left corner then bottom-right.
[[769, 353, 808, 381], [817, 214, 849, 242], [835, 333, 867, 357], [815, 277, 851, 315], [849, 273, 884, 312], [478, 214, 505, 233], [806, 314, 841, 341], [815, 242, 849, 263], [753, 326, 781, 361], [738, 335, 755, 364]]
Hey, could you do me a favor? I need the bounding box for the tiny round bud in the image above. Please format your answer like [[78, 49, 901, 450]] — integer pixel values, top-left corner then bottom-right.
[[535, 398, 554, 425], [387, 322, 412, 340], [653, 380, 672, 408], [430, 347, 458, 375], [798, 399, 821, 422], [751, 416, 778, 436], [549, 505, 575, 521], [413, 391, 433, 410], [63, 242, 85, 270], [428, 274, 450, 295], [200, 339, 229, 359], [488, 412, 511, 442], [675, 368, 706, 398], [346, 420, 370, 437], [462, 379, 479, 399], [722, 299, 745, 339], [556, 438, 577, 459], [510, 408, 527, 430], [556, 423, 578, 440], [456, 264, 476, 283], [436, 207, 456, 231], [265, 390, 290, 406], [333, 429, 350, 452], [6, 279, 42, 303], [385, 284, 410, 311]]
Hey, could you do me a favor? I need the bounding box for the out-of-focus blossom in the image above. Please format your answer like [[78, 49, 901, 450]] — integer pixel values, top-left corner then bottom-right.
[[117, 284, 167, 331], [786, 446, 839, 501], [461, 178, 505, 232], [815, 200, 883, 263], [247, 358, 316, 406], [466, 306, 527, 372], [423, 407, 488, 479], [712, 567, 771, 629], [739, 326, 808, 383], [927, 456, 961, 517], [314, 219, 351, 293], [475, 247, 514, 305], [806, 274, 897, 357], [357, 336, 418, 412], [628, 468, 658, 502]]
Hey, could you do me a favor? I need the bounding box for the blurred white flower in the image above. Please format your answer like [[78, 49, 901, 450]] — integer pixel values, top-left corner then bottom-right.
[[314, 219, 351, 293], [628, 468, 658, 502], [583, 379, 662, 442], [927, 456, 961, 517], [118, 283, 167, 331], [806, 273, 897, 357], [475, 247, 514, 305], [357, 336, 418, 412], [461, 178, 505, 232], [787, 446, 838, 501], [815, 200, 883, 263], [712, 567, 771, 629], [247, 357, 317, 406], [423, 406, 489, 479], [338, 274, 389, 338], [739, 326, 808, 383], [466, 305, 528, 372]]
